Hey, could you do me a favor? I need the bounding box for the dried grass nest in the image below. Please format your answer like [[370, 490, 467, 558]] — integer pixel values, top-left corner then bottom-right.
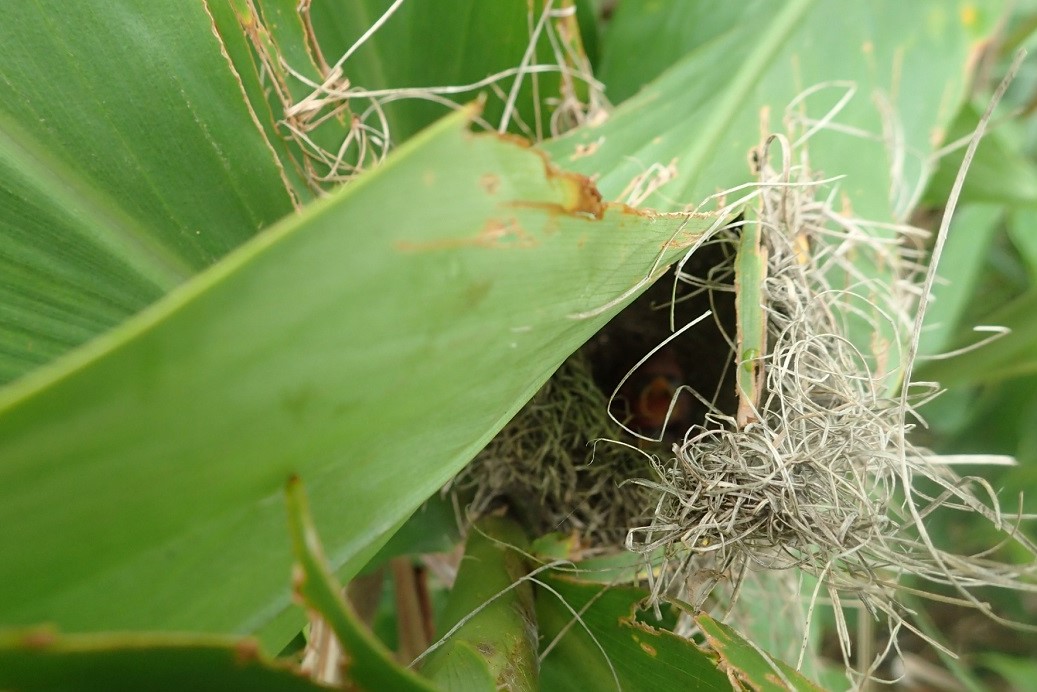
[[451, 129, 1037, 680]]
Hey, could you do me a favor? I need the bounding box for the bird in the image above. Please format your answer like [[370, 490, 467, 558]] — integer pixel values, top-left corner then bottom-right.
[[619, 345, 690, 439]]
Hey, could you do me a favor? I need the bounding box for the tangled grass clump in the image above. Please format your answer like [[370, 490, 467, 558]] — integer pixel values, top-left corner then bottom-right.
[[626, 130, 1037, 681], [449, 351, 658, 548]]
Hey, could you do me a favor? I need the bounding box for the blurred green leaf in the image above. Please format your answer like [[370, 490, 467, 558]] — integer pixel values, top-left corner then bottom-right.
[[925, 101, 1037, 209], [300, 0, 583, 143], [918, 287, 1037, 384], [919, 203, 1003, 357], [1007, 207, 1037, 276], [0, 2, 297, 382], [597, 2, 750, 104], [980, 652, 1037, 691], [363, 495, 461, 574], [0, 630, 328, 692], [721, 572, 837, 688]]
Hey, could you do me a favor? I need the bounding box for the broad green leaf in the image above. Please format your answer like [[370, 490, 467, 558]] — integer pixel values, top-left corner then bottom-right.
[[548, 0, 995, 223], [0, 629, 328, 692], [917, 286, 1037, 384], [0, 2, 296, 382], [420, 516, 536, 691], [1008, 207, 1037, 275], [286, 477, 436, 692], [537, 576, 728, 691], [696, 614, 823, 692], [979, 653, 1037, 691], [924, 102, 1037, 209], [0, 109, 707, 642], [597, 1, 749, 104]]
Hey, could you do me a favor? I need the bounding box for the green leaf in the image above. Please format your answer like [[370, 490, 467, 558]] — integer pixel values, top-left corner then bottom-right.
[[286, 477, 437, 692], [419, 516, 536, 692], [918, 203, 1004, 357], [363, 495, 461, 573], [204, 0, 321, 201], [735, 209, 766, 426], [549, 0, 994, 223], [979, 652, 1037, 691], [917, 286, 1037, 384], [269, 0, 585, 144], [546, 0, 1001, 385], [537, 576, 729, 691], [597, 1, 751, 104], [720, 572, 838, 688], [1008, 207, 1037, 276], [0, 2, 297, 382], [0, 629, 328, 692], [924, 101, 1037, 209], [696, 614, 823, 692], [0, 108, 706, 642], [419, 642, 496, 692]]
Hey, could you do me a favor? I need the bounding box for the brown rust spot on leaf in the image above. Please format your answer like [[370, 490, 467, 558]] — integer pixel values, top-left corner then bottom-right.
[[480, 130, 606, 219], [464, 279, 492, 309], [639, 641, 658, 657], [20, 628, 56, 649], [502, 167, 604, 220], [395, 217, 536, 252], [234, 639, 260, 665], [660, 210, 716, 250], [480, 217, 537, 248], [570, 136, 604, 160], [479, 173, 500, 194], [533, 162, 605, 219]]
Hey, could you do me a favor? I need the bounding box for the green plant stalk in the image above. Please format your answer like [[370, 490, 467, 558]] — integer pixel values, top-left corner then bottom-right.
[[419, 516, 538, 692], [735, 209, 767, 427]]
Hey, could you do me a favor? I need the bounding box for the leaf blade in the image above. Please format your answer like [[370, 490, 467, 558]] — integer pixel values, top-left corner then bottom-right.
[[0, 109, 707, 641]]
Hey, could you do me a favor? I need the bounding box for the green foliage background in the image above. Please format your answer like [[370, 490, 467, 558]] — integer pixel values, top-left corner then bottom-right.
[[1, 1, 1034, 689]]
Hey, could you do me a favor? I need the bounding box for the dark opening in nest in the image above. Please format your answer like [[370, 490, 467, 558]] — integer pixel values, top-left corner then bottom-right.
[[449, 227, 739, 549]]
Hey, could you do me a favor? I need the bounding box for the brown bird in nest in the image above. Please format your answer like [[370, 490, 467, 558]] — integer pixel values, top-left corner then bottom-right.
[[618, 345, 691, 439], [583, 252, 739, 441]]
